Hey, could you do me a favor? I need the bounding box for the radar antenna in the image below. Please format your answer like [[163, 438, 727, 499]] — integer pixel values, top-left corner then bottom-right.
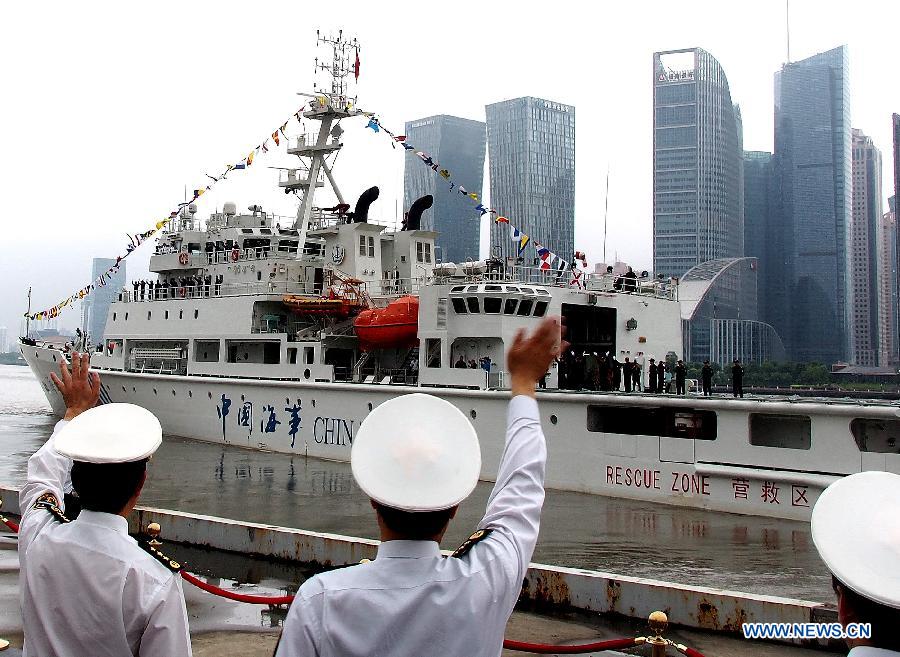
[[289, 31, 363, 259]]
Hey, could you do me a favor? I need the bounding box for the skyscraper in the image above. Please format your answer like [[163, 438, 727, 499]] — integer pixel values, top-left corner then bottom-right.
[[486, 97, 575, 262], [878, 200, 897, 367], [652, 48, 744, 279], [403, 115, 486, 264], [0, 326, 7, 354], [81, 258, 126, 345], [772, 46, 851, 364], [893, 114, 900, 356], [849, 129, 883, 366], [742, 151, 778, 326]]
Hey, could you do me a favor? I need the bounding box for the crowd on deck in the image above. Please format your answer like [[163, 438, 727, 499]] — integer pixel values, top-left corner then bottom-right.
[[557, 352, 746, 397]]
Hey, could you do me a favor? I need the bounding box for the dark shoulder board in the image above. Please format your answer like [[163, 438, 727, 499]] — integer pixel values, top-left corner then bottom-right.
[[33, 492, 70, 524], [451, 528, 493, 558], [138, 540, 183, 573]]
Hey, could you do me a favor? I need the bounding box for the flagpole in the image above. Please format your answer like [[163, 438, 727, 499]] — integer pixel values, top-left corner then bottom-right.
[[602, 166, 610, 265], [26, 286, 32, 338]]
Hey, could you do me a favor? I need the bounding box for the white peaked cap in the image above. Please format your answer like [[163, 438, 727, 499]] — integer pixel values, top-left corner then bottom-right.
[[54, 403, 163, 463], [351, 393, 481, 512], [811, 471, 900, 609]]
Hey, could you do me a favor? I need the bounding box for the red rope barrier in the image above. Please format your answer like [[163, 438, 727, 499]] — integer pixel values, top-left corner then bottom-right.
[[181, 570, 295, 605], [1, 516, 19, 533], [501, 637, 638, 654]]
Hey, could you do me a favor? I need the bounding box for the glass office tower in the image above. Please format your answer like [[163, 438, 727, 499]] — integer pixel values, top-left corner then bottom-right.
[[772, 46, 851, 364], [652, 48, 744, 279], [486, 97, 575, 262], [81, 258, 126, 345], [402, 115, 486, 264]]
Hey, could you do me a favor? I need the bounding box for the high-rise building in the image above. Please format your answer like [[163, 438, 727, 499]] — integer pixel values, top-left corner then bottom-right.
[[849, 129, 883, 366], [486, 97, 575, 262], [742, 151, 778, 326], [0, 326, 7, 353], [402, 115, 486, 264], [893, 115, 900, 356], [81, 258, 127, 345], [772, 46, 851, 364], [878, 200, 897, 367], [652, 48, 744, 278]]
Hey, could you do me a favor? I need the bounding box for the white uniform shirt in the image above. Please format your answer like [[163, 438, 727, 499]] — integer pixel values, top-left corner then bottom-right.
[[276, 395, 546, 657], [18, 420, 192, 657]]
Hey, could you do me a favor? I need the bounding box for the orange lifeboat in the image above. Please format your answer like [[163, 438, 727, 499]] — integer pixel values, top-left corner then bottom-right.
[[354, 296, 419, 351]]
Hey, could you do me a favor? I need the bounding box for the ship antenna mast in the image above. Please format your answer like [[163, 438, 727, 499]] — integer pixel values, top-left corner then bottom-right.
[[289, 30, 362, 259]]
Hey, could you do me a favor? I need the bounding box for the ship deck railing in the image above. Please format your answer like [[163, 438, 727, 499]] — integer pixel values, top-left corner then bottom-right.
[[433, 266, 678, 301]]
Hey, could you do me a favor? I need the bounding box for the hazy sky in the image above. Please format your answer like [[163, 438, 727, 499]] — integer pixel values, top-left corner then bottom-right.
[[1, 0, 898, 339]]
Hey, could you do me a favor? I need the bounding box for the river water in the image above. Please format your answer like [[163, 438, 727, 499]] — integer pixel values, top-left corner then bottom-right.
[[0, 364, 831, 601]]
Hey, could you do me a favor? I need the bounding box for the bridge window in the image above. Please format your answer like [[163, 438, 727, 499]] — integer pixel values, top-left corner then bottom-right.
[[466, 297, 480, 313], [534, 301, 549, 317], [587, 406, 716, 440], [851, 419, 900, 453], [516, 299, 534, 316], [749, 414, 811, 450], [451, 297, 467, 314], [504, 299, 519, 315], [483, 297, 502, 314]]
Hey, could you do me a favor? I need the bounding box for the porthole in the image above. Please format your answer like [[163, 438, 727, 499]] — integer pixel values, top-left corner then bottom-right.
[[285, 397, 291, 405], [179, 310, 184, 320], [194, 309, 199, 319], [113, 312, 117, 321], [311, 399, 316, 408], [241, 394, 245, 401], [153, 388, 157, 395], [172, 390, 176, 396], [188, 390, 193, 398], [165, 310, 169, 319], [132, 387, 136, 393], [304, 369, 311, 380], [147, 311, 151, 320], [52, 355, 57, 362], [550, 414, 558, 425], [470, 409, 477, 420], [125, 313, 129, 320], [122, 386, 126, 392], [208, 391, 212, 399], [367, 402, 373, 411]]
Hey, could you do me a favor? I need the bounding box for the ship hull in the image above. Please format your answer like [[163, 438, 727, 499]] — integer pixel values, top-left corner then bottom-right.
[[22, 342, 887, 522]]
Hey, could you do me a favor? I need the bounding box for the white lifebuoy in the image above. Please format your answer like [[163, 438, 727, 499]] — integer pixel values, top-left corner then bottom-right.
[[178, 252, 189, 266], [230, 248, 240, 262]]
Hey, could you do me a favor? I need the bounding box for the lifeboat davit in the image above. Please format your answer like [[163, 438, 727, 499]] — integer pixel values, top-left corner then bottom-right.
[[354, 296, 419, 351]]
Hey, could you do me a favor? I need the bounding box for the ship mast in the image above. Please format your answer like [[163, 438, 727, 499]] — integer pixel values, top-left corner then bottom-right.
[[289, 30, 362, 259]]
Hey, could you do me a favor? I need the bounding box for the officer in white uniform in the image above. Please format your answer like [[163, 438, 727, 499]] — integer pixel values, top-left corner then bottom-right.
[[276, 317, 566, 657], [18, 353, 192, 657], [811, 471, 900, 655]]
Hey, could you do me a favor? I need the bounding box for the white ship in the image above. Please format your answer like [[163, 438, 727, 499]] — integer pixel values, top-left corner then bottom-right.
[[20, 34, 900, 521]]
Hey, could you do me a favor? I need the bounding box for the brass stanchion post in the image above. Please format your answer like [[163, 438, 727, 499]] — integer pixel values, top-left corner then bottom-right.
[[646, 610, 669, 657]]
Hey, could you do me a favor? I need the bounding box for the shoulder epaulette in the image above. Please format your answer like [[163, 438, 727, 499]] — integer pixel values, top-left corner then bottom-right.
[[33, 492, 70, 524], [451, 528, 493, 558], [138, 540, 183, 573]]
